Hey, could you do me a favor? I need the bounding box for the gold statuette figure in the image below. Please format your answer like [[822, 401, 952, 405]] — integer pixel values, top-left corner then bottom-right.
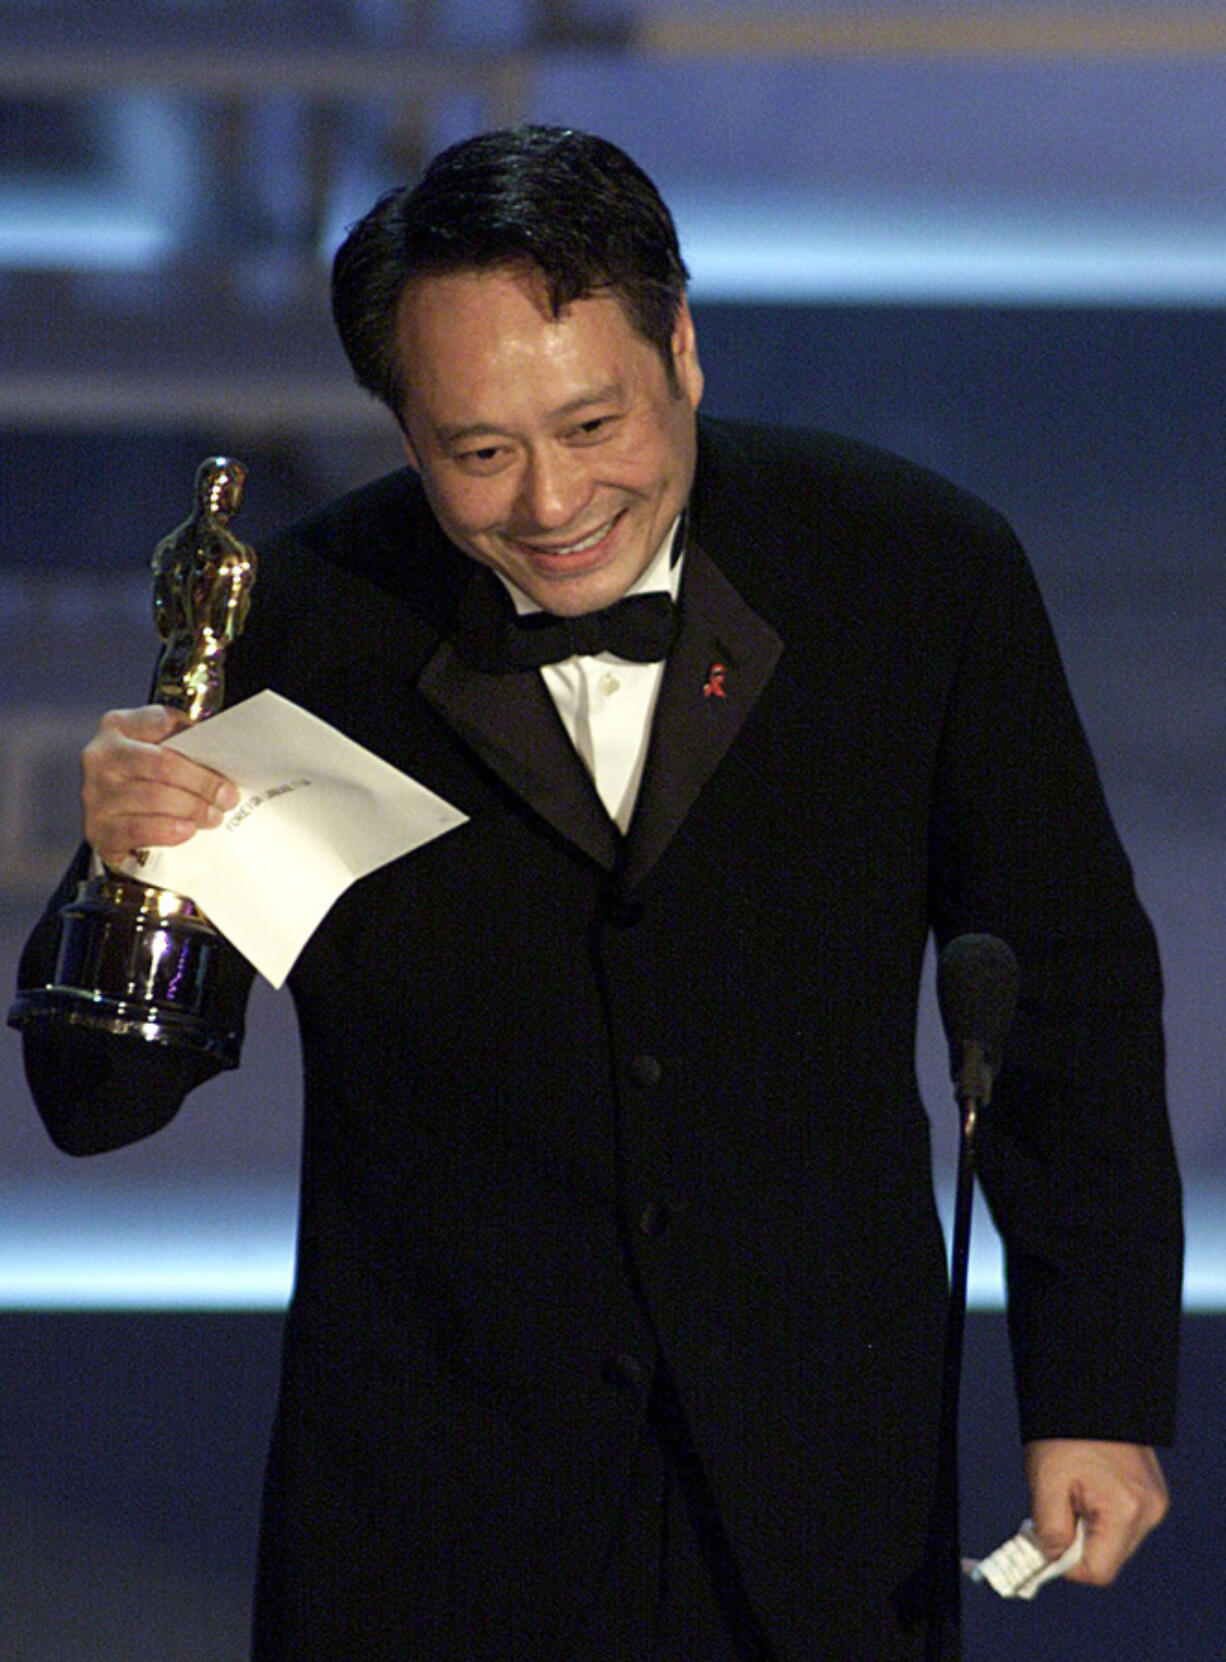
[[152, 457, 256, 721]]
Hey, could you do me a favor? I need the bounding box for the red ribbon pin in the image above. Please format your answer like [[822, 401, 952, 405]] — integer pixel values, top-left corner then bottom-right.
[[703, 661, 727, 699]]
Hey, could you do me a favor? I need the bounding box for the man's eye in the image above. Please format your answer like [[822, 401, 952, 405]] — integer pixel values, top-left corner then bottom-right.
[[571, 416, 614, 441]]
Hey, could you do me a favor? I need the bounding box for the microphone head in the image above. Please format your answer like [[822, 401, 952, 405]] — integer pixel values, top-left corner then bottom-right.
[[936, 933, 1020, 1079]]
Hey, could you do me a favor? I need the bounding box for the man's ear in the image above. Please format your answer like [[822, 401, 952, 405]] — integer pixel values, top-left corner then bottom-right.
[[671, 297, 704, 411], [400, 425, 422, 475]]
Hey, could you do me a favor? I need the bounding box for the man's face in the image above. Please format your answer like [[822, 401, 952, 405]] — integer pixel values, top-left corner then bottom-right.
[[394, 265, 704, 617]]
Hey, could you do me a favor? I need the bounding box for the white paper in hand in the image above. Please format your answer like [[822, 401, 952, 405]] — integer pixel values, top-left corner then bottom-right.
[[964, 1517, 1086, 1599], [116, 690, 468, 987]]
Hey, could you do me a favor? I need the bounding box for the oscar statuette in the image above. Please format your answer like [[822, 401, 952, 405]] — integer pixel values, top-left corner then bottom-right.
[[8, 457, 257, 1066]]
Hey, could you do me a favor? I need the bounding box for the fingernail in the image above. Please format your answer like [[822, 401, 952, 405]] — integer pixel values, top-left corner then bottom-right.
[[216, 783, 240, 811]]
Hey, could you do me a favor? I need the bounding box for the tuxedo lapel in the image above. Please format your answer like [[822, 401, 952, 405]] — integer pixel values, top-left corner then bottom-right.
[[621, 543, 783, 890], [417, 626, 620, 871]]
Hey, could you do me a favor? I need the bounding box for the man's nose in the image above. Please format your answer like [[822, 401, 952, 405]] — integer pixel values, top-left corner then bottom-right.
[[517, 446, 589, 530]]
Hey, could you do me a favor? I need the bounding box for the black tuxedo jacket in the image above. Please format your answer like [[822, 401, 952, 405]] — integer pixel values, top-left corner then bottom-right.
[[18, 418, 1182, 1659]]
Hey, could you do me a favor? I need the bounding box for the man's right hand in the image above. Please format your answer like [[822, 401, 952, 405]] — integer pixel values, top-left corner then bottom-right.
[[81, 705, 240, 868]]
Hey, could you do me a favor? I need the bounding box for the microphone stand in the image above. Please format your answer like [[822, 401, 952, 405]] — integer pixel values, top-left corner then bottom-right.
[[926, 932, 1017, 1660], [926, 1047, 987, 1661]]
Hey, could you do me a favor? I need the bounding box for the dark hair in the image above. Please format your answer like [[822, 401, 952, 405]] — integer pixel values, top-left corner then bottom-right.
[[331, 125, 690, 415]]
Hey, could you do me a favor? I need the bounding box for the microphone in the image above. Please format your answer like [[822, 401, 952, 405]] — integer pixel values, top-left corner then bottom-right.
[[936, 933, 1020, 1111]]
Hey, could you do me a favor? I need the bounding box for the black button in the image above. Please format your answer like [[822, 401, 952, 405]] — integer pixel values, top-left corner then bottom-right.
[[602, 1352, 650, 1392], [628, 1053, 662, 1087], [601, 887, 644, 928], [639, 1198, 672, 1238]]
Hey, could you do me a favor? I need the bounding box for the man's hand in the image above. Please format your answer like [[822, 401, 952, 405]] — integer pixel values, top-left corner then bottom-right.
[[81, 704, 239, 868], [1024, 1439, 1169, 1586]]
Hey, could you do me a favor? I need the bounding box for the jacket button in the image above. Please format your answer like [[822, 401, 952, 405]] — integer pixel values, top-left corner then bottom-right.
[[639, 1198, 672, 1238], [628, 1053, 662, 1087], [602, 1352, 650, 1393], [603, 892, 644, 928]]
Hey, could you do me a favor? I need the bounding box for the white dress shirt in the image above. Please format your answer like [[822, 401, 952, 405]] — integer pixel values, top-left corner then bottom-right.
[[497, 518, 682, 833]]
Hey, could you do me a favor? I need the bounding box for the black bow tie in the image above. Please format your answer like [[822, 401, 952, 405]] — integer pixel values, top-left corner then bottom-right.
[[455, 577, 679, 673]]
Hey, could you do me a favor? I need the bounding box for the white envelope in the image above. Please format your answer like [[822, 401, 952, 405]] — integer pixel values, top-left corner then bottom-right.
[[117, 690, 468, 987]]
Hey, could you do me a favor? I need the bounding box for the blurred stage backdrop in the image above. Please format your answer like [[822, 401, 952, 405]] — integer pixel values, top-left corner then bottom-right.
[[1, 3, 1223, 1658]]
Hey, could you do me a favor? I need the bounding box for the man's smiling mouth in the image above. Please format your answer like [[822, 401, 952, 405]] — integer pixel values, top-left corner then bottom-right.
[[514, 512, 623, 559]]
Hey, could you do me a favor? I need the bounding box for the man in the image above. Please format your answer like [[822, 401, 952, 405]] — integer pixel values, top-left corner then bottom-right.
[[15, 126, 1181, 1659]]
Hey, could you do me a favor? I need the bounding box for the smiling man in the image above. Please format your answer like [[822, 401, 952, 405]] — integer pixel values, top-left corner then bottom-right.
[[15, 127, 1181, 1661]]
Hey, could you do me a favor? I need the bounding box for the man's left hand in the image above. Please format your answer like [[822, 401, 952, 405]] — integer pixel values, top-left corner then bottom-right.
[[1023, 1438, 1169, 1585]]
